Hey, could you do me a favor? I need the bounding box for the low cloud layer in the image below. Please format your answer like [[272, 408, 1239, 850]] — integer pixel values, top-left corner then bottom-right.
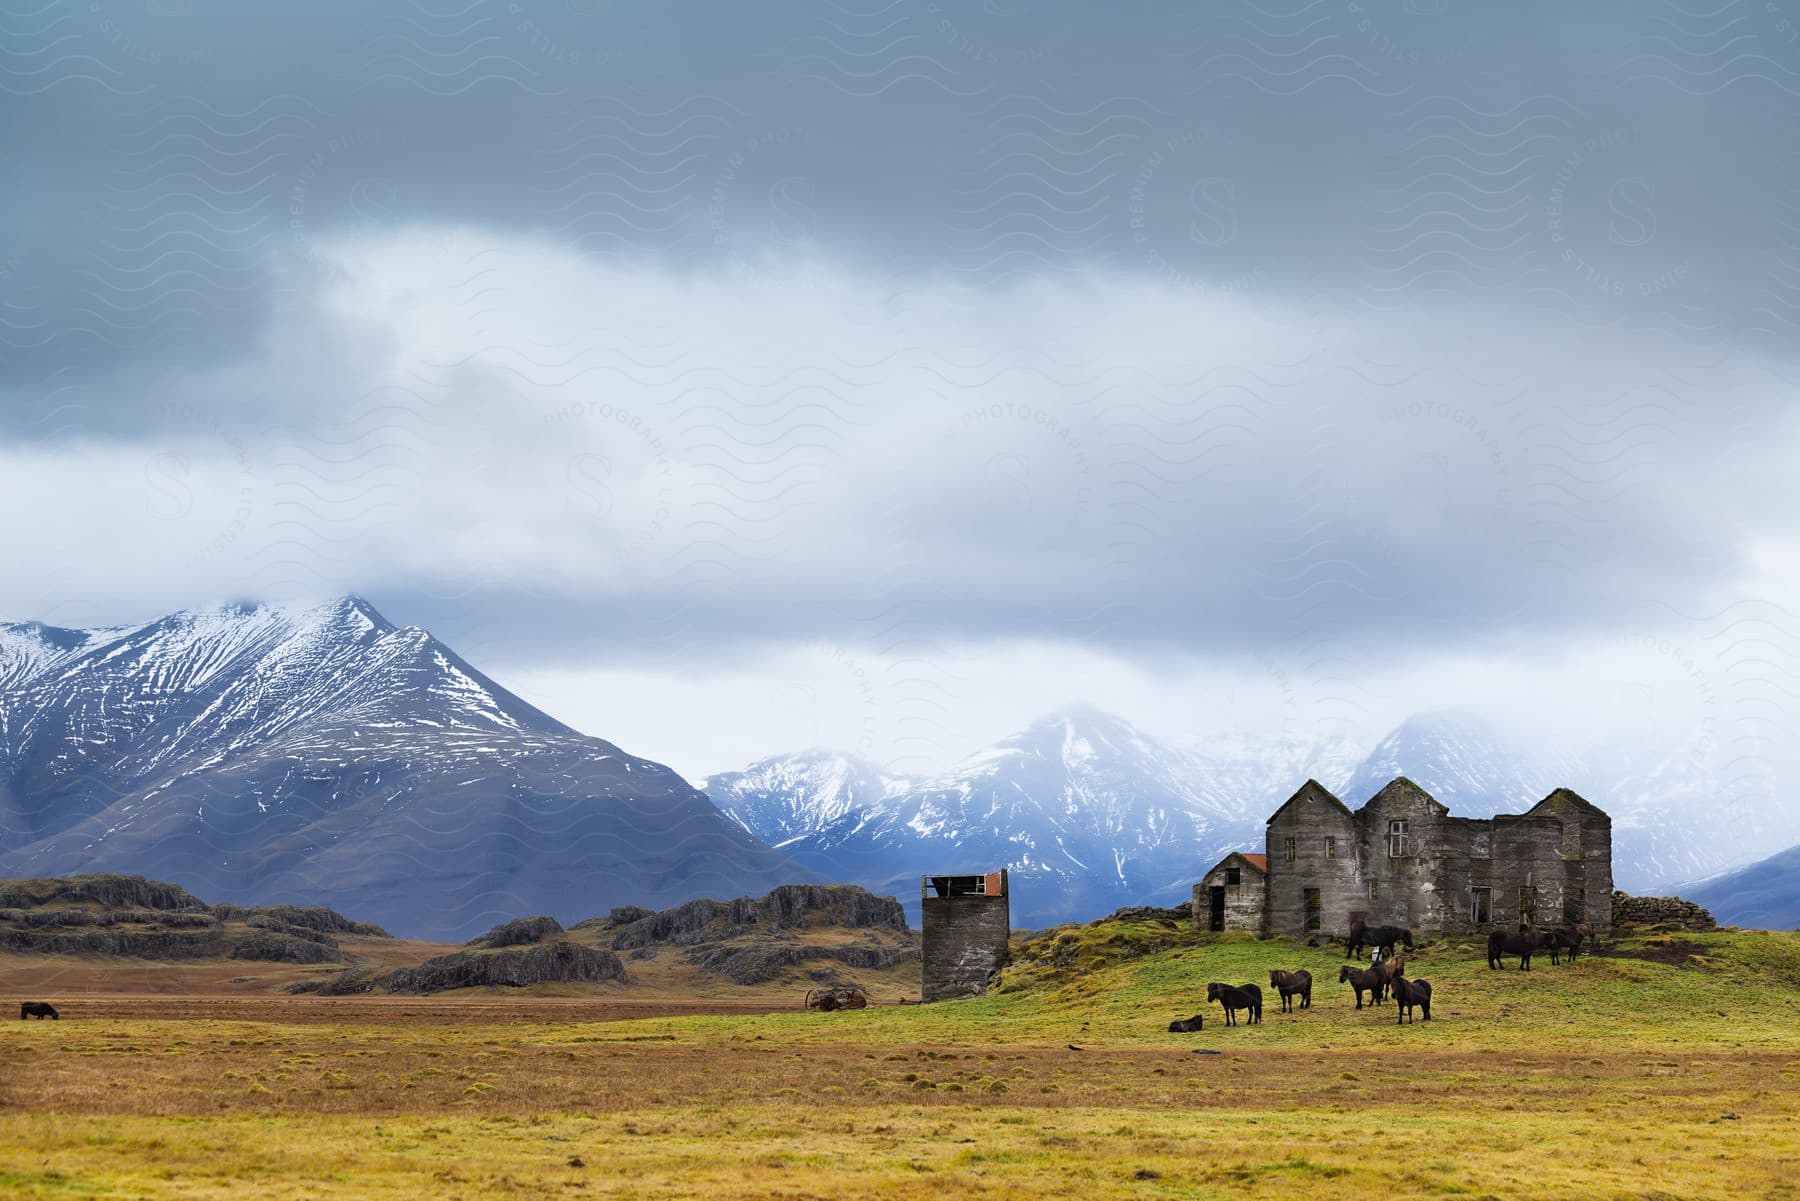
[[4, 2, 1800, 801]]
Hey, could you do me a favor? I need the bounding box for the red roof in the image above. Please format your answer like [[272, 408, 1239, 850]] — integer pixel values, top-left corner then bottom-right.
[[1240, 853, 1268, 872]]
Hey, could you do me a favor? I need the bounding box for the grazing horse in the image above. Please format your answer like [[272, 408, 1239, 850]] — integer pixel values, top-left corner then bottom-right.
[[1207, 981, 1262, 1026], [1487, 930, 1539, 970], [1268, 969, 1312, 1012], [1338, 964, 1386, 1008], [1390, 974, 1432, 1025], [19, 1002, 58, 1020], [1542, 928, 1588, 965], [1346, 920, 1415, 961], [1167, 1013, 1205, 1033]]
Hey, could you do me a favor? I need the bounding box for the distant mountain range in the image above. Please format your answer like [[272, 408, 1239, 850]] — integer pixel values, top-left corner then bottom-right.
[[0, 598, 803, 940], [5, 597, 1788, 939], [1683, 845, 1800, 930], [708, 708, 1798, 927]]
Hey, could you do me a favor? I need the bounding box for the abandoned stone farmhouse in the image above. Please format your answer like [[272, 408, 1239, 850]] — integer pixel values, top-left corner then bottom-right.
[[1194, 777, 1613, 938]]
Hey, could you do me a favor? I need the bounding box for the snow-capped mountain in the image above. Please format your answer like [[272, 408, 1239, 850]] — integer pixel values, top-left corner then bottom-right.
[[0, 597, 805, 939], [707, 707, 1360, 927], [1339, 712, 1559, 817], [707, 750, 911, 848], [705, 706, 1798, 926]]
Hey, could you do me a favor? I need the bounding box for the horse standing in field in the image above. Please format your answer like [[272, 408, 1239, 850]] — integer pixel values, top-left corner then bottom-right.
[[19, 1002, 57, 1020], [1346, 919, 1415, 961], [1487, 930, 1540, 970], [1542, 928, 1588, 965], [1338, 964, 1386, 1008], [1390, 974, 1432, 1025], [1268, 969, 1312, 1012], [1376, 954, 1405, 992], [1207, 981, 1262, 1026]]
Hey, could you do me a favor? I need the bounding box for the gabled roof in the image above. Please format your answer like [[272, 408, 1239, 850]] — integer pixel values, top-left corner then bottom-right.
[[1203, 850, 1268, 877], [1355, 776, 1449, 818], [1521, 787, 1610, 822], [1265, 778, 1354, 825]]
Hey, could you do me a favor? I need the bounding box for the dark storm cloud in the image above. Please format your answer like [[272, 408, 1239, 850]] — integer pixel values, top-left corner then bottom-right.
[[4, 0, 1800, 696], [5, 0, 1798, 432]]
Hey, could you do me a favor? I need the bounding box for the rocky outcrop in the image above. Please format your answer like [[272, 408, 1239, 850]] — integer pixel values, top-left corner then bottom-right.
[[383, 941, 628, 994], [467, 915, 564, 948], [1612, 891, 1717, 930], [0, 922, 337, 962], [0, 873, 372, 962], [678, 941, 918, 985], [1103, 905, 1192, 924], [602, 884, 906, 951], [0, 873, 206, 912], [211, 903, 387, 937]]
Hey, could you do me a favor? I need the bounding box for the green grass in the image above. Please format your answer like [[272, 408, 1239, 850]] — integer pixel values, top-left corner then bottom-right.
[[3, 920, 1797, 1199]]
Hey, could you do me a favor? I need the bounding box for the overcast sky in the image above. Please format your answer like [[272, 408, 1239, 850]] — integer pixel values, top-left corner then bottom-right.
[[4, 1, 1800, 791]]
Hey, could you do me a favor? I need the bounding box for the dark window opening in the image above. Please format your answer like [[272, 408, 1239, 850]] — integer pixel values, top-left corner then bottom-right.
[[1325, 836, 1336, 859], [1225, 867, 1241, 886], [1283, 837, 1297, 862], [1208, 886, 1226, 932], [1471, 887, 1492, 924]]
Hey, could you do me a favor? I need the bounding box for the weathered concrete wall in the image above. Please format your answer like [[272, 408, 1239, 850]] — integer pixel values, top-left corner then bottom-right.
[[1258, 779, 1615, 939], [1192, 859, 1264, 932], [1264, 782, 1359, 937], [921, 884, 1010, 1001]]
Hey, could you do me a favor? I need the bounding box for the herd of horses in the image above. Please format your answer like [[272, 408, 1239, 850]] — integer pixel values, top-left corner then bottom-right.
[[1167, 918, 1600, 1033]]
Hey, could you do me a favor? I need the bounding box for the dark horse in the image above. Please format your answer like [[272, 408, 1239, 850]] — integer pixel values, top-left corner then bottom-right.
[[1487, 930, 1539, 970], [1346, 919, 1415, 961], [1390, 974, 1432, 1025], [19, 1002, 58, 1020], [1207, 981, 1262, 1026], [1338, 964, 1386, 1008], [1542, 923, 1595, 964], [1167, 1014, 1205, 1033], [1268, 968, 1312, 1012]]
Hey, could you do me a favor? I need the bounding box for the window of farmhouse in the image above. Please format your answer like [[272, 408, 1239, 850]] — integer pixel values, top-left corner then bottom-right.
[[1325, 836, 1337, 859], [1388, 819, 1410, 858], [1284, 837, 1297, 862], [1225, 867, 1241, 885]]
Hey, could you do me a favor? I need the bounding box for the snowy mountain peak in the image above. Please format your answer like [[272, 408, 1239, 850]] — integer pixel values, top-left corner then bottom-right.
[[0, 597, 801, 939]]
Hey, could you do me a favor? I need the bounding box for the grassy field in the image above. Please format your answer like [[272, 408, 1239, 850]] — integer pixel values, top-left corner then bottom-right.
[[2, 920, 1796, 1199]]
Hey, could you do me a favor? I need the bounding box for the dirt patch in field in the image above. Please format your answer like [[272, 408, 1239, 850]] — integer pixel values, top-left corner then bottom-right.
[[1601, 939, 1718, 966]]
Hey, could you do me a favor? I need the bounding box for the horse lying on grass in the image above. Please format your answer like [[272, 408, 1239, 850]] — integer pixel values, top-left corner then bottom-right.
[[1167, 1014, 1205, 1032], [1206, 981, 1263, 1026]]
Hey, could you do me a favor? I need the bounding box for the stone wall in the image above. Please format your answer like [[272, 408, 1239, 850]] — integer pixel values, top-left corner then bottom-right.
[[921, 878, 1010, 1001], [1192, 858, 1265, 932], [1611, 891, 1716, 930]]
